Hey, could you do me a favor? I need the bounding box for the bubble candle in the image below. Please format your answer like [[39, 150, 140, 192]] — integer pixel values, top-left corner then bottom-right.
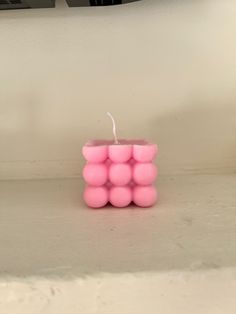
[[82, 113, 158, 208]]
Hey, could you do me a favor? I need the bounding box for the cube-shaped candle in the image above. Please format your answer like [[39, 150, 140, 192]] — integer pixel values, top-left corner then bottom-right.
[[82, 139, 158, 208]]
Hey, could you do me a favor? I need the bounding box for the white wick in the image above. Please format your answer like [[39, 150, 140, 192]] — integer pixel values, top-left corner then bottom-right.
[[107, 112, 119, 144]]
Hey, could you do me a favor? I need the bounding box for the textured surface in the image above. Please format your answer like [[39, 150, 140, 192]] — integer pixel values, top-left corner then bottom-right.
[[1, 270, 236, 314], [0, 174, 236, 278], [1, 174, 236, 313]]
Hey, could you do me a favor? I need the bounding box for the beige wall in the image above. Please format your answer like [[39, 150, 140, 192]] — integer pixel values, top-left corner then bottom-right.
[[0, 0, 236, 179]]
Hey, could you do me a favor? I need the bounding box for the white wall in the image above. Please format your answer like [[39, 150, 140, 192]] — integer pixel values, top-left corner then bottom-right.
[[0, 0, 236, 179]]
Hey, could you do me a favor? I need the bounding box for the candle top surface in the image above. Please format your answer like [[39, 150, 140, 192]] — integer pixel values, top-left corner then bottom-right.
[[85, 139, 155, 147]]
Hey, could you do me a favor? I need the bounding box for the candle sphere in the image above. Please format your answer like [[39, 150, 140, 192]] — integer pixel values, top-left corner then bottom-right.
[[109, 186, 132, 207], [82, 145, 107, 163], [109, 145, 132, 163], [133, 144, 157, 162], [133, 186, 157, 207], [84, 186, 109, 208], [133, 163, 157, 185], [83, 163, 108, 186], [109, 163, 132, 186]]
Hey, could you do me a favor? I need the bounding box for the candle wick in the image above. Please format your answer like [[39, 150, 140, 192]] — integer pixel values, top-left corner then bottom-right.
[[107, 112, 119, 144]]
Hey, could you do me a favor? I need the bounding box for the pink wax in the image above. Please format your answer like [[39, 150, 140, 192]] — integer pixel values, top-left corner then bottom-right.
[[84, 186, 109, 208], [109, 163, 132, 186], [83, 163, 108, 186], [133, 163, 157, 185], [133, 185, 158, 208], [110, 186, 132, 208], [82, 140, 158, 208]]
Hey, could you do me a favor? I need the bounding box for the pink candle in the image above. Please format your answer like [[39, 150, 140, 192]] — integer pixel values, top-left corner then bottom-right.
[[82, 114, 158, 208]]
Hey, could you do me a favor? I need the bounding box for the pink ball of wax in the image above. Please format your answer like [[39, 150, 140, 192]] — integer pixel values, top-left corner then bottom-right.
[[83, 163, 108, 186], [133, 163, 157, 185], [109, 163, 132, 186], [84, 186, 108, 208], [133, 144, 158, 163], [133, 186, 157, 208], [82, 145, 108, 163], [109, 186, 132, 208], [109, 145, 132, 163]]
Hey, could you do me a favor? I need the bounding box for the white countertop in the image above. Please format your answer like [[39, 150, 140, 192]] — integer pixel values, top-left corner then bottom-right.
[[0, 174, 235, 278], [0, 175, 236, 313]]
